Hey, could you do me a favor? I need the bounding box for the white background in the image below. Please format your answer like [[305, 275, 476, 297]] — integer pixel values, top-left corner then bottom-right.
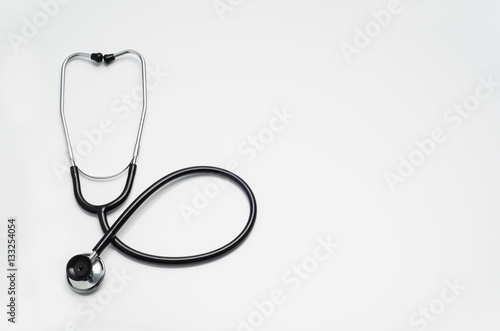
[[1, 0, 500, 330]]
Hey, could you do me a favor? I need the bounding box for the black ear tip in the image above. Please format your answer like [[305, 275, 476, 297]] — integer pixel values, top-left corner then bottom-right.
[[66, 254, 93, 281], [90, 53, 103, 63], [103, 53, 115, 64]]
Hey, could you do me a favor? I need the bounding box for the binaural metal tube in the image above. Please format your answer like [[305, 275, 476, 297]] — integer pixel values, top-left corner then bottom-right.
[[59, 50, 148, 180]]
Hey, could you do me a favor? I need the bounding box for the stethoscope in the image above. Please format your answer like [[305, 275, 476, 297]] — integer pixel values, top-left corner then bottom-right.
[[60, 50, 257, 294]]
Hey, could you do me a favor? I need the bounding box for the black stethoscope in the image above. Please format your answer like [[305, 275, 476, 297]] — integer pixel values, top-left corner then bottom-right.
[[60, 50, 257, 294]]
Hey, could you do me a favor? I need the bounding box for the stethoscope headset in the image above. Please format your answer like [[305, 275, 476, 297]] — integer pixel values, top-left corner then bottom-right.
[[60, 50, 257, 294]]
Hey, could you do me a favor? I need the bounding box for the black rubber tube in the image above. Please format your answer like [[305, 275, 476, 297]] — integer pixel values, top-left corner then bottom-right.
[[70, 165, 257, 265], [70, 164, 137, 214]]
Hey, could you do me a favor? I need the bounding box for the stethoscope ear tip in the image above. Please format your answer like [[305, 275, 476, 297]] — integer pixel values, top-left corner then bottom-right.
[[66, 252, 106, 294]]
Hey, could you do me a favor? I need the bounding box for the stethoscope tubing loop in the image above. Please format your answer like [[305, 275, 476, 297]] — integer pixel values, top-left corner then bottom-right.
[[70, 164, 257, 265]]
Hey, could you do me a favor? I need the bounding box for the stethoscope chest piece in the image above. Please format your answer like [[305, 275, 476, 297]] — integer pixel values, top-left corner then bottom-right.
[[66, 252, 106, 294]]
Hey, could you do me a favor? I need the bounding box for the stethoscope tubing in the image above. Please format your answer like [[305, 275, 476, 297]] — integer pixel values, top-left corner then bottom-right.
[[70, 164, 257, 265]]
